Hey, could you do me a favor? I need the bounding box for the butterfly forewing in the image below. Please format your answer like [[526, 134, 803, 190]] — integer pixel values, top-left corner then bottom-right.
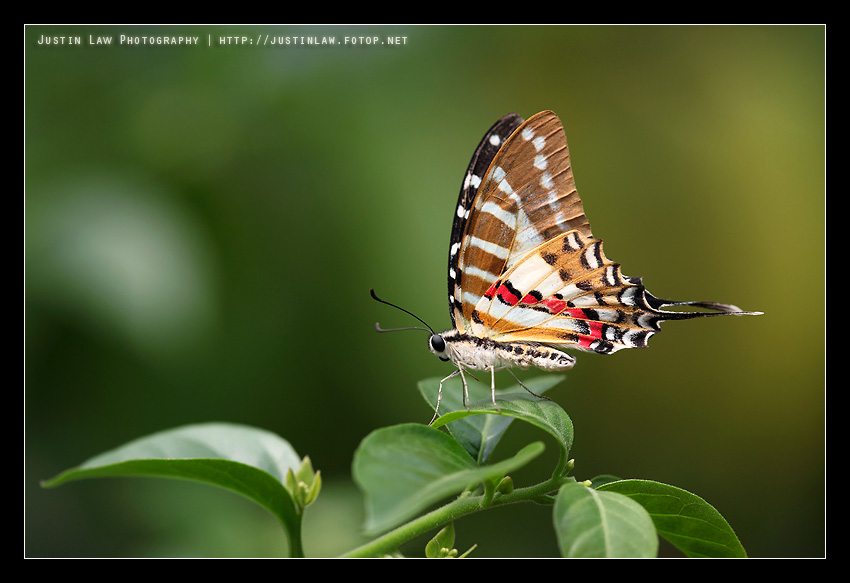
[[449, 113, 524, 331], [456, 112, 592, 335]]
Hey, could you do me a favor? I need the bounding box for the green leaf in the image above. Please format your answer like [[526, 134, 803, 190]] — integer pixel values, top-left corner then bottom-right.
[[424, 523, 477, 558], [352, 423, 544, 535], [418, 375, 564, 464], [425, 523, 456, 558], [429, 392, 573, 476], [42, 423, 305, 556], [598, 479, 747, 557], [587, 474, 622, 489], [553, 480, 659, 558]]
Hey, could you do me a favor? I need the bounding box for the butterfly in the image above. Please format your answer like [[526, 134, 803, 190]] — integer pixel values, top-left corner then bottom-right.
[[373, 110, 760, 423]]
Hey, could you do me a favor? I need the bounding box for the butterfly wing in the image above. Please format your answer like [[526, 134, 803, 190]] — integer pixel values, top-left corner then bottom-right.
[[448, 112, 524, 331], [451, 110, 589, 334], [454, 111, 755, 354]]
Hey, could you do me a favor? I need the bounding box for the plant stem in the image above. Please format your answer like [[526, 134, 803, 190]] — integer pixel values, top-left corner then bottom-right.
[[339, 475, 573, 558], [284, 511, 305, 558]]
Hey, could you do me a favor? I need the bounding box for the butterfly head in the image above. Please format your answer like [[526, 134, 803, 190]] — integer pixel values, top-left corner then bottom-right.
[[427, 333, 450, 362], [370, 288, 453, 361]]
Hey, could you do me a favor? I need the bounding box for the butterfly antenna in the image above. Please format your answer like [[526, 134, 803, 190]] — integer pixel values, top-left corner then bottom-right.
[[370, 288, 437, 334]]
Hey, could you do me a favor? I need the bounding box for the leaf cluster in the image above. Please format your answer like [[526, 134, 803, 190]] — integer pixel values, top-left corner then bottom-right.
[[43, 375, 745, 558]]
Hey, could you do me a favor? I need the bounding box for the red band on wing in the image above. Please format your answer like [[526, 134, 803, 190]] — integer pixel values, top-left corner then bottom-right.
[[577, 317, 605, 349], [566, 308, 586, 319], [543, 298, 566, 314], [496, 284, 520, 306], [588, 320, 603, 338]]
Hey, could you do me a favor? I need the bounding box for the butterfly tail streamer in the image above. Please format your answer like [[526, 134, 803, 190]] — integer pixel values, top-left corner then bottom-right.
[[644, 291, 763, 321]]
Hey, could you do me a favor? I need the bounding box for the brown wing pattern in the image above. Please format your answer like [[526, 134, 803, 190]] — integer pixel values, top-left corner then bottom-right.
[[453, 111, 590, 331], [448, 113, 524, 329]]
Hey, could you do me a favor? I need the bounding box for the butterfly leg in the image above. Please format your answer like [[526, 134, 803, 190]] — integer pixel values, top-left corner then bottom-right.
[[431, 368, 461, 425], [489, 366, 502, 414], [506, 368, 552, 401], [464, 370, 481, 383], [458, 366, 471, 411]]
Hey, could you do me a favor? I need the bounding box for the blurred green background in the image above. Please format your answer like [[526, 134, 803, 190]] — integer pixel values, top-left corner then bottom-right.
[[25, 25, 824, 558]]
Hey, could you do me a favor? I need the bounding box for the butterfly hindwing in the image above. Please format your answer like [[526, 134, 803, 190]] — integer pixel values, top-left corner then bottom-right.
[[474, 229, 659, 353]]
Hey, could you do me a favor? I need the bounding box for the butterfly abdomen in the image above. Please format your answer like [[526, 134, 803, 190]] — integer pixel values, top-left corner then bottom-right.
[[439, 330, 576, 372]]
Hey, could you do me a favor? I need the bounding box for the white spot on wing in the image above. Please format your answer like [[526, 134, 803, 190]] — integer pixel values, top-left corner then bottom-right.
[[463, 264, 500, 282], [595, 308, 622, 323], [480, 200, 516, 229], [468, 236, 509, 260], [572, 294, 603, 307], [508, 255, 553, 291], [462, 290, 483, 310], [498, 179, 514, 196], [558, 283, 585, 301], [604, 266, 616, 286], [534, 154, 547, 170], [620, 287, 639, 306], [584, 246, 602, 269], [565, 232, 582, 250]]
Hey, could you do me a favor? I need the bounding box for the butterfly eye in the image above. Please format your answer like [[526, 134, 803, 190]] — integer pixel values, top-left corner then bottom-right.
[[429, 334, 446, 355]]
